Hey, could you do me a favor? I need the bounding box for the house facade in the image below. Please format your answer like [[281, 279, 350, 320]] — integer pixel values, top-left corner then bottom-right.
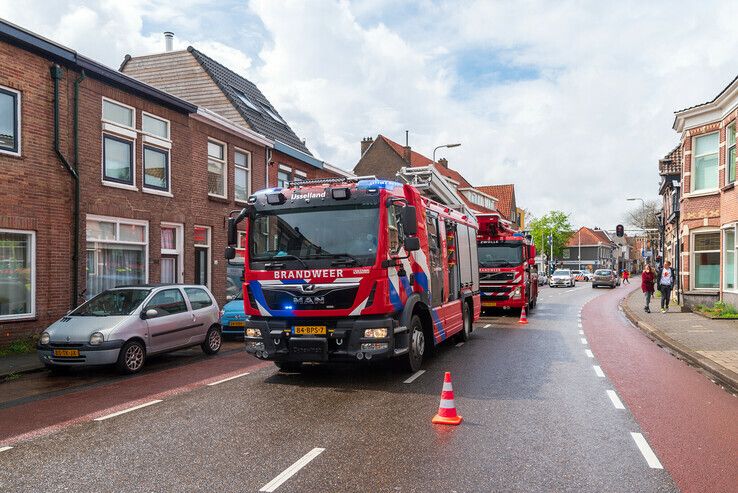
[[476, 185, 521, 228], [561, 227, 618, 271], [672, 75, 738, 309], [657, 146, 682, 293]]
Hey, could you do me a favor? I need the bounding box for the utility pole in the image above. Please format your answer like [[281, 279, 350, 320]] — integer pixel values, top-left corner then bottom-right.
[[578, 229, 581, 271]]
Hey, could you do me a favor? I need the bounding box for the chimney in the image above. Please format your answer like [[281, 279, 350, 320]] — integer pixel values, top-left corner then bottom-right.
[[164, 32, 174, 52], [361, 136, 373, 156], [403, 130, 411, 163], [438, 158, 448, 168]]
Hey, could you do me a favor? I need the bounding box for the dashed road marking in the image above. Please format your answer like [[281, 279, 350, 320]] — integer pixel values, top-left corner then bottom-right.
[[606, 390, 625, 409], [630, 433, 663, 469], [403, 370, 426, 384], [578, 330, 584, 335], [260, 447, 326, 492], [455, 342, 465, 347], [585, 349, 594, 358], [577, 323, 582, 328], [483, 324, 491, 329], [593, 365, 605, 378], [0, 446, 12, 453], [94, 400, 162, 421], [580, 338, 587, 345], [207, 372, 250, 386]]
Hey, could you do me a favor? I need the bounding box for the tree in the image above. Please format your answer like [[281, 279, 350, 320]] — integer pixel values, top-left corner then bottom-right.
[[528, 211, 573, 260], [624, 199, 660, 230]]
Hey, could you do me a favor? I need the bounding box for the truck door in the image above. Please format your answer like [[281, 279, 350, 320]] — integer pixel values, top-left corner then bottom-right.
[[426, 212, 443, 307]]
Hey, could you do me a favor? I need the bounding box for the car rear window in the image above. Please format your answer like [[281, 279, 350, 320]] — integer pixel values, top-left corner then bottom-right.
[[185, 288, 213, 310], [595, 270, 611, 275]]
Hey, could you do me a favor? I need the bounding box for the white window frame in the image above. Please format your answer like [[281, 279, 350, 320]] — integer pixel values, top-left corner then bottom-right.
[[722, 223, 737, 293], [101, 97, 136, 132], [727, 122, 736, 186], [690, 228, 720, 291], [234, 148, 251, 204], [142, 144, 171, 196], [86, 215, 149, 294], [207, 138, 227, 199], [691, 131, 719, 194], [0, 228, 35, 320], [101, 97, 137, 191], [194, 225, 212, 289], [277, 164, 292, 187], [0, 85, 21, 157], [141, 111, 170, 141], [161, 222, 184, 283]]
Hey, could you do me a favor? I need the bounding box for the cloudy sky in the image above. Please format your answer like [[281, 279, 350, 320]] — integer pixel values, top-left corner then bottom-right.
[[1, 0, 735, 227]]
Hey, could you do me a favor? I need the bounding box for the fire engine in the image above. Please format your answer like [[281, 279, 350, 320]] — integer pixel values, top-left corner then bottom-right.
[[476, 213, 538, 312], [224, 173, 481, 372]]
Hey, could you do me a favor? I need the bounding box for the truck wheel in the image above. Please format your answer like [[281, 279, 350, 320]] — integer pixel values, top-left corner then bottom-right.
[[274, 361, 302, 372], [459, 302, 472, 342], [116, 340, 146, 374], [402, 315, 425, 372]]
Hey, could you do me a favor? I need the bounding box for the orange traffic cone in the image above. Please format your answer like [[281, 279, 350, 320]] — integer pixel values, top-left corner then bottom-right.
[[432, 372, 463, 426], [518, 305, 528, 325]]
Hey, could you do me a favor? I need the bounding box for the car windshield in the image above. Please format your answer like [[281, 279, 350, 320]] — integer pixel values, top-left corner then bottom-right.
[[71, 289, 151, 316], [250, 205, 379, 268], [595, 270, 612, 275], [553, 270, 571, 276], [478, 242, 523, 267]]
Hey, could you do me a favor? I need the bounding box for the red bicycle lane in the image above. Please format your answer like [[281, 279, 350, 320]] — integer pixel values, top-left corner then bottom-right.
[[0, 352, 269, 446], [582, 284, 738, 493]]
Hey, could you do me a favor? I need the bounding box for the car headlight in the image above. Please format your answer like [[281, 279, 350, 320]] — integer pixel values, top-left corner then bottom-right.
[[40, 332, 50, 345], [245, 328, 261, 338], [364, 328, 388, 338], [89, 332, 104, 345]]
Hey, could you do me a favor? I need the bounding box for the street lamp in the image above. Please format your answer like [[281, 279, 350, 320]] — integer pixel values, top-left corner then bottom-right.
[[432, 143, 461, 163]]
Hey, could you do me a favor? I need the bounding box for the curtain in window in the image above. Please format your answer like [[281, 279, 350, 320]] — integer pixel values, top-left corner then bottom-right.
[[725, 229, 735, 290], [86, 242, 145, 298], [0, 232, 31, 316], [160, 257, 176, 283], [208, 160, 224, 195], [161, 227, 175, 250]]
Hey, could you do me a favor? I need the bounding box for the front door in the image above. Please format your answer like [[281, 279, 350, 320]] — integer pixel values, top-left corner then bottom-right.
[[160, 255, 178, 284], [426, 212, 443, 307], [195, 247, 208, 287]]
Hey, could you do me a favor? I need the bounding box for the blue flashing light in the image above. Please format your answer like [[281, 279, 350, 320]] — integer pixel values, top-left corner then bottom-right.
[[356, 179, 401, 190], [283, 305, 294, 310], [513, 232, 524, 237]]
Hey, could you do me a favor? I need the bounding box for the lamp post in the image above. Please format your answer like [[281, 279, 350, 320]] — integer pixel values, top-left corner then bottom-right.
[[432, 143, 461, 163]]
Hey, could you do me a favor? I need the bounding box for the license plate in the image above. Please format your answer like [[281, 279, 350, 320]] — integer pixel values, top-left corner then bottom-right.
[[293, 325, 327, 335], [229, 321, 245, 327], [53, 349, 80, 357], [482, 302, 497, 307]]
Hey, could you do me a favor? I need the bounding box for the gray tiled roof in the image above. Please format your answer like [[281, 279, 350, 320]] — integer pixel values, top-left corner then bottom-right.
[[189, 47, 311, 155]]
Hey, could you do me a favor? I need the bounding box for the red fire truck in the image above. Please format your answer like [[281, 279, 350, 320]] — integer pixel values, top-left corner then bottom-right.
[[224, 176, 481, 372], [476, 213, 538, 312]]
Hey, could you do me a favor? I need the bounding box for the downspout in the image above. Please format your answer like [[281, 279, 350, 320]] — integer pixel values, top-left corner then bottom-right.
[[51, 63, 84, 309]]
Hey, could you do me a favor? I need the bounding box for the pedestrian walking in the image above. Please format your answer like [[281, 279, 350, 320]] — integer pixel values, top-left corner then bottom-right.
[[641, 264, 655, 313], [657, 261, 675, 313], [623, 269, 630, 284]]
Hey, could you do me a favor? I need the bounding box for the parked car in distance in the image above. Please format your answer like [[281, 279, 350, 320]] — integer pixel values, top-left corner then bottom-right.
[[37, 284, 222, 374], [220, 290, 248, 338], [572, 270, 586, 281], [592, 269, 618, 289], [583, 271, 594, 281], [549, 269, 575, 287]]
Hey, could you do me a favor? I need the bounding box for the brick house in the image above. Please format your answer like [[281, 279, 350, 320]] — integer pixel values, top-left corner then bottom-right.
[[657, 146, 682, 286], [475, 184, 521, 228], [120, 42, 349, 188], [671, 75, 737, 309], [561, 227, 618, 271], [354, 134, 497, 214]]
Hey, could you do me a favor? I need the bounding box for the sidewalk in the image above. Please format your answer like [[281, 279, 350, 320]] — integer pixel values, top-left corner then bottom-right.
[[0, 352, 43, 379], [622, 283, 738, 393]]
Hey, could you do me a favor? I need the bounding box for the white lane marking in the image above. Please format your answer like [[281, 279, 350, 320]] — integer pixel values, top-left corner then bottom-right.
[[403, 370, 426, 384], [207, 372, 250, 386], [566, 289, 575, 293], [593, 365, 605, 378], [94, 400, 162, 421], [577, 323, 582, 328], [630, 433, 663, 469], [578, 330, 584, 335], [580, 338, 587, 345], [0, 446, 12, 453], [260, 447, 326, 492], [585, 349, 594, 358], [606, 390, 625, 409], [483, 323, 491, 328], [455, 342, 465, 347]]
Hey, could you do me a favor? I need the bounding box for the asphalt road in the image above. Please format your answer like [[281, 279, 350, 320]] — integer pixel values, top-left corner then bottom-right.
[[0, 283, 733, 491]]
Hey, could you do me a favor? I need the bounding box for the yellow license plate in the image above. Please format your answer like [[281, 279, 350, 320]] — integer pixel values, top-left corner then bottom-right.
[[53, 349, 80, 357], [482, 302, 497, 307], [229, 321, 245, 327], [293, 325, 327, 335]]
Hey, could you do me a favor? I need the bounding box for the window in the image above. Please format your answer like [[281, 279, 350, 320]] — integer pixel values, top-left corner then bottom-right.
[[86, 216, 148, 298], [232, 88, 260, 112], [692, 231, 720, 289], [103, 135, 133, 185], [0, 86, 20, 155], [0, 229, 35, 319], [261, 104, 285, 124], [103, 99, 133, 128], [728, 123, 736, 185], [724, 227, 735, 291], [184, 287, 213, 310], [142, 113, 169, 139], [143, 146, 169, 191], [692, 132, 718, 192], [388, 205, 404, 254], [277, 165, 291, 187], [294, 170, 306, 183], [235, 150, 251, 202], [208, 140, 226, 197], [161, 223, 183, 284], [194, 225, 211, 288], [145, 288, 188, 317]]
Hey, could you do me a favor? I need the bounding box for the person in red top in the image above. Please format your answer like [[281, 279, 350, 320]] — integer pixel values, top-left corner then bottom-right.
[[623, 269, 630, 284], [641, 264, 655, 313]]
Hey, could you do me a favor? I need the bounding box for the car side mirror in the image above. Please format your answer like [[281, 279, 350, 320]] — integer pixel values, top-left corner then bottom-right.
[[403, 236, 420, 252], [141, 308, 158, 319]]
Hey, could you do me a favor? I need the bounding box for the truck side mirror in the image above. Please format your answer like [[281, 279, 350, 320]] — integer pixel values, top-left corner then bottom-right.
[[224, 246, 236, 260], [402, 206, 417, 236], [403, 236, 420, 252], [226, 217, 237, 246]]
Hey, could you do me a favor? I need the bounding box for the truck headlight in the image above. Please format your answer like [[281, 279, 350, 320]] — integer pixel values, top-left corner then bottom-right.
[[245, 328, 261, 338], [512, 287, 522, 299], [364, 328, 388, 338], [40, 332, 50, 345], [89, 332, 104, 345]]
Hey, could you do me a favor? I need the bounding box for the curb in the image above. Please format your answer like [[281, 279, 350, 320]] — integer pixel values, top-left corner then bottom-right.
[[0, 362, 44, 380], [620, 291, 738, 395]]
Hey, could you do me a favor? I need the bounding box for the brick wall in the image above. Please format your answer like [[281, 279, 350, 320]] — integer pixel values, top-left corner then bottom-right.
[[353, 138, 407, 180]]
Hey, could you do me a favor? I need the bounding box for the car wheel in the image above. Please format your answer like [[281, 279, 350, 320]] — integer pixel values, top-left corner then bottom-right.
[[116, 340, 146, 374], [274, 361, 303, 372], [459, 302, 472, 342], [401, 315, 425, 372], [201, 325, 222, 355]]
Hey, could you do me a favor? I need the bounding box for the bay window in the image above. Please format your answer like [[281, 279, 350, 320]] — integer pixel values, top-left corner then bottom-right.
[[0, 85, 20, 155], [0, 229, 35, 319], [235, 149, 251, 202], [208, 140, 226, 197], [692, 132, 718, 192], [692, 231, 720, 289], [724, 226, 735, 291]]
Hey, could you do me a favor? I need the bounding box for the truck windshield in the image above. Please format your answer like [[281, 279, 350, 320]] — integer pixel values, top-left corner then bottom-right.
[[71, 289, 151, 316], [250, 205, 379, 268], [478, 242, 523, 267]]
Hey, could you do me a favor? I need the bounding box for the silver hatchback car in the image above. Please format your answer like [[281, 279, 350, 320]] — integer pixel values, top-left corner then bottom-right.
[[37, 284, 222, 374]]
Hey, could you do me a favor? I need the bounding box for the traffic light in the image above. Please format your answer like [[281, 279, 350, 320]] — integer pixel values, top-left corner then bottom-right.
[[616, 224, 624, 237]]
